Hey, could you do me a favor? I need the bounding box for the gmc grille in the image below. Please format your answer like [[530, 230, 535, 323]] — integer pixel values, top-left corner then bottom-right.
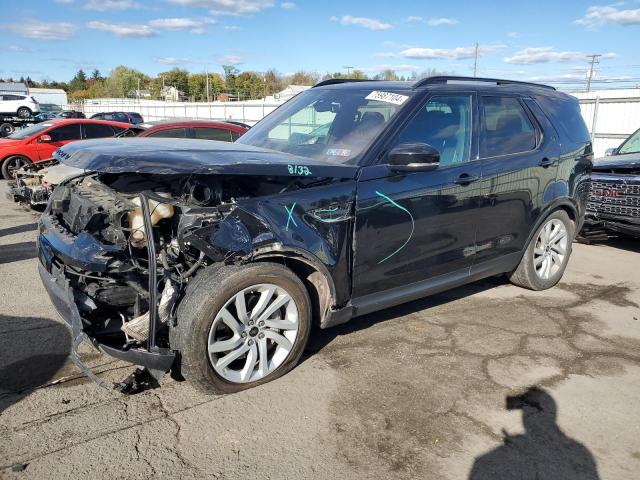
[[587, 179, 640, 218]]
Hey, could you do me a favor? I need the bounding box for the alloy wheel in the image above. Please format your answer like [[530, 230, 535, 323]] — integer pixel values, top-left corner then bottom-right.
[[207, 283, 299, 383], [5, 157, 28, 178], [533, 218, 568, 280]]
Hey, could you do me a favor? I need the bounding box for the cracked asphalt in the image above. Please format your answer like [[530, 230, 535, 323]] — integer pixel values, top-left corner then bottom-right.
[[1, 179, 640, 479]]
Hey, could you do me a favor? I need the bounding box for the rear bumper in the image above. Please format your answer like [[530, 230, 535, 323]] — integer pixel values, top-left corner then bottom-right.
[[37, 242, 175, 385]]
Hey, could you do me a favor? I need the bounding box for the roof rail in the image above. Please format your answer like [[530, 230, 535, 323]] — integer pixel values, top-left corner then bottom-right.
[[313, 78, 377, 88], [413, 76, 556, 91]]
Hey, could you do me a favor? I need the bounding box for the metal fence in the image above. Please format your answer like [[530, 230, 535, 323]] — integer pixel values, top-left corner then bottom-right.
[[72, 93, 640, 158]]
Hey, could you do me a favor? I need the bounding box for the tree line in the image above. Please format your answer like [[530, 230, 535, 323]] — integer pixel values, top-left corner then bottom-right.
[[1, 66, 451, 102]]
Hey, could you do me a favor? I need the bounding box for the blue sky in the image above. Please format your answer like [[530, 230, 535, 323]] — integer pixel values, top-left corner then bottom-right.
[[2, 0, 640, 89]]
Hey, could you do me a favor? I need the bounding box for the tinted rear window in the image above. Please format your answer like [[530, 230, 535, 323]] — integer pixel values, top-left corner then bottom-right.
[[534, 96, 590, 143]]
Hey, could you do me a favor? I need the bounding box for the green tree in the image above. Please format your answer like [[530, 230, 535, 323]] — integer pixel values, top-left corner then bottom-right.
[[222, 65, 239, 94], [69, 69, 88, 92], [160, 68, 190, 96], [104, 66, 148, 98], [288, 70, 320, 85]]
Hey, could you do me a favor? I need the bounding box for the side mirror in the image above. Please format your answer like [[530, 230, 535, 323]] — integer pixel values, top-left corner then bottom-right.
[[604, 147, 616, 156], [38, 134, 52, 143], [388, 143, 440, 172]]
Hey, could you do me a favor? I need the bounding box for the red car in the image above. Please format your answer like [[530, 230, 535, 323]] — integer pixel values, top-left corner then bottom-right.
[[0, 119, 132, 178], [139, 120, 248, 141]]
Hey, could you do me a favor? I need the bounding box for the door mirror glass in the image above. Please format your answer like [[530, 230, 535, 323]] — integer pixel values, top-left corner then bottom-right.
[[604, 147, 616, 156], [389, 143, 440, 172], [39, 134, 52, 143]]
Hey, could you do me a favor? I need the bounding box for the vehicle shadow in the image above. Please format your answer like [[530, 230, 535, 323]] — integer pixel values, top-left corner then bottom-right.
[[596, 236, 640, 254], [0, 222, 37, 238], [0, 241, 36, 264], [468, 387, 600, 479], [0, 314, 71, 415], [304, 276, 505, 358]]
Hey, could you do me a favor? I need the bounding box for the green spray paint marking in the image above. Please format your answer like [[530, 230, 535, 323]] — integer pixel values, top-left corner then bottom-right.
[[285, 202, 298, 231], [375, 191, 415, 264], [288, 164, 313, 176]]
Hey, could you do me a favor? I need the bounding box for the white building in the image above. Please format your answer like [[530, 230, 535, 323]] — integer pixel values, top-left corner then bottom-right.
[[29, 88, 68, 107]]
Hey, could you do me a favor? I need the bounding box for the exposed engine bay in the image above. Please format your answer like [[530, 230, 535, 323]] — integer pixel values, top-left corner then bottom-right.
[[44, 171, 325, 350]]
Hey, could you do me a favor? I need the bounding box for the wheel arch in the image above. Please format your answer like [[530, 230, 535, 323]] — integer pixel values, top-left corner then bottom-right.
[[252, 247, 339, 327]]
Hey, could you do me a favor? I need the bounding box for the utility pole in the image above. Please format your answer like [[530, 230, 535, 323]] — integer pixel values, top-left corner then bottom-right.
[[205, 66, 210, 102], [343, 66, 354, 76], [586, 54, 601, 92], [472, 43, 479, 77]]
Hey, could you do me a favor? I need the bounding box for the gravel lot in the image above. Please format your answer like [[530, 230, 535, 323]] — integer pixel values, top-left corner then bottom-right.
[[1, 179, 639, 480]]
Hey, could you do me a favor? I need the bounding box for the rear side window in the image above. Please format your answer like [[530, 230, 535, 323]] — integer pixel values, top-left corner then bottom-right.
[[481, 96, 537, 157], [49, 124, 82, 142], [193, 127, 232, 142], [534, 96, 590, 143], [146, 128, 188, 138], [231, 131, 242, 141], [84, 123, 115, 139]]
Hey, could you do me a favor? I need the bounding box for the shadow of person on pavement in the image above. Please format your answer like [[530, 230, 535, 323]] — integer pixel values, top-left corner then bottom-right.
[[469, 387, 600, 480]]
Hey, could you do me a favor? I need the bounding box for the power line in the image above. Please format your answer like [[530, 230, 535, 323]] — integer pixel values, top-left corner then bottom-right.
[[586, 54, 602, 92]]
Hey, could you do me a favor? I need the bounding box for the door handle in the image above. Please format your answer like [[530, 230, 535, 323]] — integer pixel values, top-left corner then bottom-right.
[[538, 158, 555, 167], [454, 173, 480, 185]]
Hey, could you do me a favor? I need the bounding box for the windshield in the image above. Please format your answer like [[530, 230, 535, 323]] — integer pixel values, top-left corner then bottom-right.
[[7, 122, 54, 140], [236, 88, 412, 164], [618, 128, 640, 155]]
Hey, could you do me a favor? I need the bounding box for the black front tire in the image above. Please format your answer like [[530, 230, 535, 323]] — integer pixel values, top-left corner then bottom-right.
[[0, 123, 14, 137], [171, 262, 312, 394], [509, 210, 574, 290]]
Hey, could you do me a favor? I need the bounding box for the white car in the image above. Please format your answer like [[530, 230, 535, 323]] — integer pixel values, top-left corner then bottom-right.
[[0, 93, 41, 118]]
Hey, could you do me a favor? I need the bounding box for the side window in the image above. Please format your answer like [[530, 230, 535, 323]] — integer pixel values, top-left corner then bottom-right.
[[193, 127, 232, 142], [230, 130, 242, 141], [533, 96, 590, 143], [395, 95, 473, 166], [49, 124, 82, 142], [147, 128, 188, 138], [481, 96, 537, 157], [84, 123, 115, 139]]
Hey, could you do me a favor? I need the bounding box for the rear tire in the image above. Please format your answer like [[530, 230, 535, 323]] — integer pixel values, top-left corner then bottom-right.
[[0, 123, 14, 137], [509, 210, 574, 290], [1, 156, 31, 179], [17, 107, 31, 118], [171, 262, 312, 394]]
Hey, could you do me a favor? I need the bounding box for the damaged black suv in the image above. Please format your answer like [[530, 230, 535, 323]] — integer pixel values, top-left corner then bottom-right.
[[38, 77, 592, 393]]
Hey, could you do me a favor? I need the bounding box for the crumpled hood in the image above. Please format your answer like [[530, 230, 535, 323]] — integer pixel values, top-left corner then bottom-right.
[[53, 137, 359, 179], [593, 152, 640, 172]]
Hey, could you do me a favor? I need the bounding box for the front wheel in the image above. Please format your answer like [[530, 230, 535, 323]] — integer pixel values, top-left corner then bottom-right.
[[1, 155, 31, 179], [171, 262, 312, 394], [509, 210, 574, 290]]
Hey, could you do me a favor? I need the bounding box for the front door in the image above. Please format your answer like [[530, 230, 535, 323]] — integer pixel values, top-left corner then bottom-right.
[[35, 123, 82, 160], [353, 94, 482, 300]]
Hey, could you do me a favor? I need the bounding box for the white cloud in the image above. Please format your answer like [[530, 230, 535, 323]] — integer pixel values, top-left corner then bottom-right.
[[149, 18, 216, 34], [427, 17, 459, 26], [7, 45, 33, 52], [224, 25, 240, 30], [507, 31, 519, 38], [399, 44, 504, 60], [281, 2, 296, 9], [84, 0, 138, 11], [330, 15, 393, 30], [576, 5, 640, 29], [6, 20, 75, 40], [373, 52, 397, 58], [158, 57, 198, 65], [53, 0, 75, 3], [87, 21, 157, 37], [406, 16, 423, 22], [219, 55, 244, 65], [167, 0, 275, 16], [504, 47, 617, 64]]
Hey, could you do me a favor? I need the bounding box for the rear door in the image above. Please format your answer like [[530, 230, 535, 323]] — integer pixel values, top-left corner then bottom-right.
[[473, 95, 559, 269], [35, 123, 82, 159], [82, 122, 117, 139], [353, 93, 482, 299]]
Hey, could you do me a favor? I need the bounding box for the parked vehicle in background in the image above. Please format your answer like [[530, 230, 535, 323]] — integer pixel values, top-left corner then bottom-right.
[[0, 93, 40, 118], [36, 77, 592, 394], [56, 110, 86, 119], [8, 120, 247, 205], [141, 120, 248, 141], [0, 118, 131, 178], [39, 104, 63, 115], [581, 127, 640, 239], [90, 111, 144, 124]]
